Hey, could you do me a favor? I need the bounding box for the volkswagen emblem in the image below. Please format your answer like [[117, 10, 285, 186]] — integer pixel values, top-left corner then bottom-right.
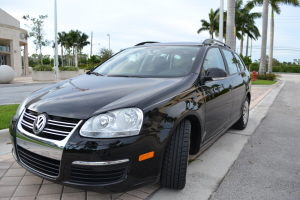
[[33, 114, 47, 134]]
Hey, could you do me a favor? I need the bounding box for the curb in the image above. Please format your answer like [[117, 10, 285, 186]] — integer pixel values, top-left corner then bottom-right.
[[0, 128, 9, 134], [0, 81, 56, 88]]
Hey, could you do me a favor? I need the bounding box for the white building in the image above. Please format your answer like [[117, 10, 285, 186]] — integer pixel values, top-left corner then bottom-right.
[[0, 8, 29, 76]]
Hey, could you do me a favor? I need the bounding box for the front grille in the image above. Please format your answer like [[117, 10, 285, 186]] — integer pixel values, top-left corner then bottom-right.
[[21, 109, 80, 140], [17, 145, 60, 177], [70, 164, 128, 185]]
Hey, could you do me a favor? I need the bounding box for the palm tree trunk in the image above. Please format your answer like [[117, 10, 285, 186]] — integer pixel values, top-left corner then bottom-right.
[[259, 0, 269, 75], [246, 36, 249, 57], [240, 30, 244, 55], [268, 8, 274, 73], [226, 0, 235, 50], [240, 37, 243, 55], [61, 45, 64, 66]]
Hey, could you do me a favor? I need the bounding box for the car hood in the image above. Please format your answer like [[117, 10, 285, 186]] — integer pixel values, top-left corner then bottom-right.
[[26, 74, 183, 119]]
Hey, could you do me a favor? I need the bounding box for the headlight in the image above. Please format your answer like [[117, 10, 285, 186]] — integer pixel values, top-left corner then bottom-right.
[[14, 97, 29, 119], [14, 94, 39, 120], [80, 108, 143, 138]]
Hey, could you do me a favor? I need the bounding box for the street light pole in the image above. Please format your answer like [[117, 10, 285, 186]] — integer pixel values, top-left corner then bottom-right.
[[107, 34, 110, 50], [219, 0, 224, 42], [90, 43, 100, 57], [54, 0, 59, 80]]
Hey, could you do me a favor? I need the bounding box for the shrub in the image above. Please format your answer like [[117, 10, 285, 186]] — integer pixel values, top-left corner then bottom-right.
[[249, 63, 259, 72], [59, 66, 78, 71], [78, 64, 86, 69], [85, 65, 97, 71], [33, 65, 53, 71], [257, 73, 276, 81]]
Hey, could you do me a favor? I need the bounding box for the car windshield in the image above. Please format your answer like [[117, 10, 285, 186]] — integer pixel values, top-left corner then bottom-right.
[[92, 46, 201, 77]]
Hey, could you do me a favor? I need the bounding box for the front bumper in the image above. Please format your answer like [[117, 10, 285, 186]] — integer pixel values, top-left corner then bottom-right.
[[10, 114, 166, 192]]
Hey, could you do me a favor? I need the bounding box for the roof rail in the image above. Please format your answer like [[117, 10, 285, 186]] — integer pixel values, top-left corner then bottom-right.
[[202, 39, 232, 49], [135, 41, 159, 46]]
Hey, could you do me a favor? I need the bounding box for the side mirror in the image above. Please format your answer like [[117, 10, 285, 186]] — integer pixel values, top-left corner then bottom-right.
[[206, 67, 227, 78], [200, 68, 227, 84]]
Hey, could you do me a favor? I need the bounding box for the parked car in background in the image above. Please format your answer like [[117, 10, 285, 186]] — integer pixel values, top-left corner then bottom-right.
[[10, 39, 251, 192]]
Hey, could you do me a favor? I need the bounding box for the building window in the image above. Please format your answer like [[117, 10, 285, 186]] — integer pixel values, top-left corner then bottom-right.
[[0, 45, 7, 52]]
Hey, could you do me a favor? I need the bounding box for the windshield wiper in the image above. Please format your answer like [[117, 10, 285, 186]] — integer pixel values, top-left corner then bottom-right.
[[86, 71, 104, 76]]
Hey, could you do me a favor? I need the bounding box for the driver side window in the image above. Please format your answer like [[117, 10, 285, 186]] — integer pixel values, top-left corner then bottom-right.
[[203, 48, 226, 74]]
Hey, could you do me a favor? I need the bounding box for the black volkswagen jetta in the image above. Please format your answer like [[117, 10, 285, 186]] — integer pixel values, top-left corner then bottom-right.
[[10, 39, 251, 192]]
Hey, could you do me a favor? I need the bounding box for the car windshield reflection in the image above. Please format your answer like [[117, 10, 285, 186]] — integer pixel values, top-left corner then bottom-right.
[[92, 46, 200, 78]]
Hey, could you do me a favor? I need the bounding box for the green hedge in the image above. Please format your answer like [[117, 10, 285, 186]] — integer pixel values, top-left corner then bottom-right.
[[78, 64, 100, 71], [85, 65, 98, 71], [59, 66, 79, 71], [273, 66, 300, 73], [249, 63, 300, 73], [257, 73, 276, 81], [33, 65, 53, 71]]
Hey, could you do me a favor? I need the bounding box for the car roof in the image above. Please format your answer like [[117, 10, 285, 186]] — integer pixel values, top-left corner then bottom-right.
[[134, 39, 233, 50], [135, 42, 203, 47]]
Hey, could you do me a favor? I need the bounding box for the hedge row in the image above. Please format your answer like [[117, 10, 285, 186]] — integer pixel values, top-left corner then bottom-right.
[[249, 63, 300, 73], [272, 66, 300, 73]]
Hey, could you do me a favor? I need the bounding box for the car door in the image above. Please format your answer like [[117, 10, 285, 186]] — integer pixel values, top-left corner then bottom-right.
[[221, 49, 246, 121], [201, 47, 234, 142]]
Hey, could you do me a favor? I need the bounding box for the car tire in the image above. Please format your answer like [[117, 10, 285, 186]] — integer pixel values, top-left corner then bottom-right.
[[161, 120, 191, 189], [233, 97, 250, 130]]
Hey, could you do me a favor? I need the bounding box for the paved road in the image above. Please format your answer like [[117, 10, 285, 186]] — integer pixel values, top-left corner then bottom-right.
[[211, 76, 300, 200], [0, 84, 52, 105]]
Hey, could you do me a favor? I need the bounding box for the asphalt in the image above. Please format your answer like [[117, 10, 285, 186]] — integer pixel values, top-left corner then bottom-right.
[[0, 74, 291, 200], [210, 76, 300, 200]]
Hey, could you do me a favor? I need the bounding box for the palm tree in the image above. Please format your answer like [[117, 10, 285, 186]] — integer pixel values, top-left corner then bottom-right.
[[244, 25, 261, 56], [258, 0, 269, 75], [235, 0, 261, 55], [57, 31, 67, 66], [226, 0, 236, 50], [77, 33, 90, 64], [252, 0, 299, 73], [197, 8, 220, 39]]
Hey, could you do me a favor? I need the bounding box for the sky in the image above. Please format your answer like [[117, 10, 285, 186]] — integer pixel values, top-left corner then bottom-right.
[[1, 0, 300, 62]]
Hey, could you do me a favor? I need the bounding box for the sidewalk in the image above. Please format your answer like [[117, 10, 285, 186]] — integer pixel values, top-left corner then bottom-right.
[[0, 75, 58, 88], [0, 81, 283, 200]]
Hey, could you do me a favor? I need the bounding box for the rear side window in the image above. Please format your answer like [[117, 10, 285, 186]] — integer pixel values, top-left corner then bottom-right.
[[233, 54, 246, 71], [203, 48, 226, 72], [222, 49, 239, 74]]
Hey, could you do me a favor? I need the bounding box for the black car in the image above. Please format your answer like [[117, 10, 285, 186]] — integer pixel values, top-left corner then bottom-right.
[[10, 39, 251, 192]]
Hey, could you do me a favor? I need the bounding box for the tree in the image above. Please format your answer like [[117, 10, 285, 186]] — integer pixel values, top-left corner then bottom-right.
[[251, 0, 299, 73], [294, 59, 300, 66], [60, 30, 90, 66], [78, 32, 90, 55], [235, 0, 261, 55], [23, 15, 50, 65], [258, 0, 269, 75], [197, 8, 220, 39], [57, 31, 67, 66], [98, 48, 114, 63], [226, 0, 236, 50], [240, 54, 252, 69]]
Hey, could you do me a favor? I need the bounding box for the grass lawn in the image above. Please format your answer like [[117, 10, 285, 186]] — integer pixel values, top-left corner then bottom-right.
[[0, 104, 19, 130], [252, 80, 277, 85]]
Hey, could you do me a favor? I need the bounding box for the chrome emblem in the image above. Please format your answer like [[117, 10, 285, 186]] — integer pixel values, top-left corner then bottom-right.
[[33, 114, 47, 134]]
